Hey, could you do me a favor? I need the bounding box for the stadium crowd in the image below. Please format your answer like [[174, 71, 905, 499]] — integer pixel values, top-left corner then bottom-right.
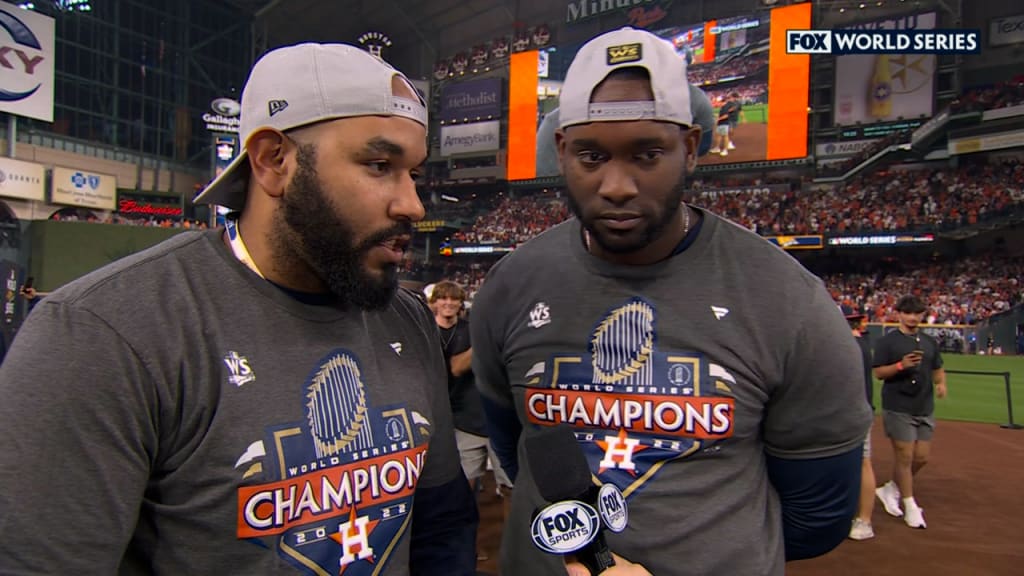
[[722, 161, 1024, 234], [432, 161, 1023, 240], [950, 76, 1024, 114], [49, 212, 209, 229], [411, 159, 1023, 326], [450, 191, 568, 245], [827, 255, 1023, 326], [687, 53, 768, 85], [706, 82, 768, 106]]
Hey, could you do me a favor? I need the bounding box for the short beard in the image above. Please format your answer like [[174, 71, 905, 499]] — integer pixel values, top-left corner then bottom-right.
[[567, 166, 688, 254], [273, 143, 410, 311]]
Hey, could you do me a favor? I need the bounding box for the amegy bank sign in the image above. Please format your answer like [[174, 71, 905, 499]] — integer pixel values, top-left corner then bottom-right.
[[440, 121, 500, 156]]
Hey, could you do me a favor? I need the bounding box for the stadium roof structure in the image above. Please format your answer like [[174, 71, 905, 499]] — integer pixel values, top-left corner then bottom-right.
[[226, 0, 516, 73]]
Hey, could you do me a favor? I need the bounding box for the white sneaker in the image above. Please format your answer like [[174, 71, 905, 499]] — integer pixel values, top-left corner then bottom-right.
[[720, 149, 728, 157], [709, 147, 721, 154], [727, 142, 736, 150], [875, 481, 903, 517], [848, 518, 875, 540], [904, 500, 927, 529]]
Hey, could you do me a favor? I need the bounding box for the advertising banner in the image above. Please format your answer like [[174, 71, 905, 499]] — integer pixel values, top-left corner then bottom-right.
[[816, 139, 880, 158], [439, 78, 501, 124], [696, 183, 789, 198], [0, 4, 55, 122], [440, 121, 500, 156], [827, 233, 935, 247], [51, 167, 117, 211], [833, 12, 937, 126], [0, 157, 45, 201], [989, 13, 1024, 47]]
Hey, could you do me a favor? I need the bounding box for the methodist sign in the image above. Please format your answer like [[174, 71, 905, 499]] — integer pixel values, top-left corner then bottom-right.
[[0, 4, 55, 122]]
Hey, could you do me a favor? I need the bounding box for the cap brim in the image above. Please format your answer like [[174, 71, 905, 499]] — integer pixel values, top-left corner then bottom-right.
[[193, 150, 251, 211], [845, 314, 866, 320]]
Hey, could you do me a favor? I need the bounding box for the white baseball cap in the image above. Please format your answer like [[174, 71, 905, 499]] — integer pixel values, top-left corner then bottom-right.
[[558, 27, 692, 130], [194, 42, 428, 210]]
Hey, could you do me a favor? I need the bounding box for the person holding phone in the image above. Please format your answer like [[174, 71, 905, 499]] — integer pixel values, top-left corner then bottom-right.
[[871, 295, 947, 529], [19, 277, 45, 314]]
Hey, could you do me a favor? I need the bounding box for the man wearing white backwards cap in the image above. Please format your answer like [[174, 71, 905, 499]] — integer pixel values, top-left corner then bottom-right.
[[0, 43, 477, 575], [471, 27, 870, 575]]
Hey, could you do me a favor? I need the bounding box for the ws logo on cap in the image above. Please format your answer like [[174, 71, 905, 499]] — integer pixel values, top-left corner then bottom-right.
[[531, 501, 600, 554], [606, 43, 642, 65]]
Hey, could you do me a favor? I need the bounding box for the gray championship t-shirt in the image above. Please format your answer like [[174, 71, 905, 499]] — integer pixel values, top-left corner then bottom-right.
[[0, 230, 462, 575], [471, 211, 871, 576]]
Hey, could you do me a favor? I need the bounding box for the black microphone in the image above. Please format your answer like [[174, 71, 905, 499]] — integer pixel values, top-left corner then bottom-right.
[[526, 426, 628, 575]]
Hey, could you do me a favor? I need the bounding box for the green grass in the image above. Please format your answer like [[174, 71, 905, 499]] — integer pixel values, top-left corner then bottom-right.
[[740, 103, 767, 123], [871, 354, 1024, 425], [712, 102, 767, 123]]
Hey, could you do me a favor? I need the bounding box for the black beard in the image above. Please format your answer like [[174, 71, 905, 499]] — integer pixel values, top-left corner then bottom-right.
[[276, 144, 411, 310], [567, 167, 687, 254]]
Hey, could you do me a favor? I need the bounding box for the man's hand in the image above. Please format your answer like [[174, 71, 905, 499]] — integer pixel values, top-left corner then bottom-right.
[[935, 382, 947, 399], [900, 350, 923, 369], [20, 286, 37, 300], [565, 553, 652, 576]]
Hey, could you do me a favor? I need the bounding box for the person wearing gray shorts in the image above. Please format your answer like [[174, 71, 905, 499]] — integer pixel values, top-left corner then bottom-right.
[[872, 296, 948, 530]]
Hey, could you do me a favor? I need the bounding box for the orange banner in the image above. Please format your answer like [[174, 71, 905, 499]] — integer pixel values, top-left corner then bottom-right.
[[507, 50, 539, 181], [767, 3, 811, 160], [703, 20, 717, 64]]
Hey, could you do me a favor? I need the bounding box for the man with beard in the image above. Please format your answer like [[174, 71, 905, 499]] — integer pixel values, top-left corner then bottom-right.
[[872, 295, 947, 530], [470, 27, 871, 576], [0, 43, 477, 576]]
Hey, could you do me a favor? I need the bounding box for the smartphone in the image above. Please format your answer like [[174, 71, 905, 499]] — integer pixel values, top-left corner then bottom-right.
[[22, 276, 34, 291]]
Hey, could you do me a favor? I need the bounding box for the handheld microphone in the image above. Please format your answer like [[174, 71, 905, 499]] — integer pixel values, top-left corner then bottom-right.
[[526, 426, 629, 575]]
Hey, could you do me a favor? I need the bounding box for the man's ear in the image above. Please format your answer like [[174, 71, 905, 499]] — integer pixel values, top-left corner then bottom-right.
[[683, 126, 702, 175], [247, 129, 293, 199], [555, 128, 567, 176]]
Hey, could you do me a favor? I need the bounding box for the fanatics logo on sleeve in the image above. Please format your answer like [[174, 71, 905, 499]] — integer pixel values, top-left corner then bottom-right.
[[606, 43, 642, 65]]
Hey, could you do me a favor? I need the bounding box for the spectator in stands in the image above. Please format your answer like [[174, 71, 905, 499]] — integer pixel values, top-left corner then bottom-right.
[[872, 295, 947, 530]]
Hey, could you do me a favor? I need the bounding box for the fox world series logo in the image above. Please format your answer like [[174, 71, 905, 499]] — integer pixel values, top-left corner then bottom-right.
[[786, 29, 981, 55], [523, 298, 737, 499], [235, 349, 433, 575]]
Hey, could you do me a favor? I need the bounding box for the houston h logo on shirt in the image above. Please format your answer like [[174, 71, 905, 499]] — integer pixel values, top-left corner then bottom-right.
[[524, 298, 736, 497], [234, 349, 431, 575]]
